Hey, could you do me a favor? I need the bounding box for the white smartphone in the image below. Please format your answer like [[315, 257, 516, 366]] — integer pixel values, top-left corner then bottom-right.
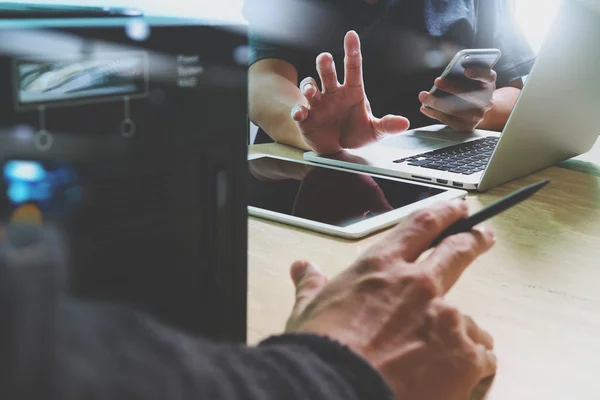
[[248, 154, 467, 239], [429, 48, 502, 98]]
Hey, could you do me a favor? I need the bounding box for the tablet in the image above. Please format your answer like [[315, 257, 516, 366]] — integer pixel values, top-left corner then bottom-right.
[[248, 154, 467, 239]]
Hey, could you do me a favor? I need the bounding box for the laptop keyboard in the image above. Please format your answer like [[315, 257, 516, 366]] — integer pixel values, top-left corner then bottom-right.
[[393, 136, 499, 175]]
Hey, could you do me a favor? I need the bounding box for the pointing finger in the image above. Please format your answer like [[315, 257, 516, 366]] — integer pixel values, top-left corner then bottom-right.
[[361, 200, 468, 265], [344, 30, 363, 88]]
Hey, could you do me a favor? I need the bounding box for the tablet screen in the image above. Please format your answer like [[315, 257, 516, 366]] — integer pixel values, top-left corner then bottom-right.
[[249, 156, 445, 228]]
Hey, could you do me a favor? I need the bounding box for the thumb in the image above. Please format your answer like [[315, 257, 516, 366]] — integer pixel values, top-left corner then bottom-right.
[[290, 260, 328, 317], [372, 114, 410, 136]]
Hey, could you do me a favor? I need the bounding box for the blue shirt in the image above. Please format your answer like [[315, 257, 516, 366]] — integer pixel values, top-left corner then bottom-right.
[[245, 0, 536, 141]]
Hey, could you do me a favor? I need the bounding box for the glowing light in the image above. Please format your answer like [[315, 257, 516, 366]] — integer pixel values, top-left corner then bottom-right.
[[7, 182, 30, 204], [32, 182, 52, 201], [126, 19, 151, 42], [10, 204, 43, 225], [12, 125, 35, 141], [233, 45, 250, 66], [423, 49, 446, 69], [4, 161, 46, 182], [515, 0, 562, 54]]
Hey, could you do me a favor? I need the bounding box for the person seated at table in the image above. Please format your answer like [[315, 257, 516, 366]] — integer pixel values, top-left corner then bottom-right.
[[1, 201, 496, 400], [245, 0, 535, 154]]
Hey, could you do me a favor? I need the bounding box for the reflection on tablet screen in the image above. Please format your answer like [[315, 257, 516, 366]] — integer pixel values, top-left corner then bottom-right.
[[249, 157, 444, 227]]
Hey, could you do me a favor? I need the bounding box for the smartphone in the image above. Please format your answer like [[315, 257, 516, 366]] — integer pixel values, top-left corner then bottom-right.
[[429, 48, 501, 98]]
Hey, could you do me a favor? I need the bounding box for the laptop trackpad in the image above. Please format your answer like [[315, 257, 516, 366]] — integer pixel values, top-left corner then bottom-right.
[[379, 132, 455, 151]]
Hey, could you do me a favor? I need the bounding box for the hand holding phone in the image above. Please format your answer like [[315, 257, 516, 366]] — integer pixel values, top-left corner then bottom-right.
[[428, 48, 501, 97], [420, 48, 501, 132]]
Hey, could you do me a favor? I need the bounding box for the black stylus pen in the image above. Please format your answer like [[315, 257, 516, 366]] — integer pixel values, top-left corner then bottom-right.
[[430, 180, 550, 248]]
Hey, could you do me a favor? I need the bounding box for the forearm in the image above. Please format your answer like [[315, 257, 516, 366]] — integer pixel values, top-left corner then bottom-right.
[[57, 304, 394, 400], [478, 86, 522, 131], [249, 71, 310, 150], [239, 334, 394, 400], [1, 225, 393, 400]]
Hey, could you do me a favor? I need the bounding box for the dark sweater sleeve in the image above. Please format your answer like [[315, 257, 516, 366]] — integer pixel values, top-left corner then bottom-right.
[[0, 225, 394, 400]]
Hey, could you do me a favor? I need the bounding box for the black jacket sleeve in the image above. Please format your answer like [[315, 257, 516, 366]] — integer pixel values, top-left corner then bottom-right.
[[0, 225, 394, 400]]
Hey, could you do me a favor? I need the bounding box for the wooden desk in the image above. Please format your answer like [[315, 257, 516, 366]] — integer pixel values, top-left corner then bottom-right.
[[248, 139, 600, 400]]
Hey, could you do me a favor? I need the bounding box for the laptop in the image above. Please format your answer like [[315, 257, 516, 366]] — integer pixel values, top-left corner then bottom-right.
[[304, 0, 600, 191]]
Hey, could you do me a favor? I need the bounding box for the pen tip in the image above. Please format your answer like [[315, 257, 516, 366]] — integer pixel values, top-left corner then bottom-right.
[[530, 180, 550, 192]]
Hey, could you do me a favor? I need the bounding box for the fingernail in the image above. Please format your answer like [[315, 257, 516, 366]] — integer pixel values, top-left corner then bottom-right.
[[316, 53, 329, 67], [291, 105, 302, 117], [346, 30, 359, 49], [465, 69, 473, 78], [303, 83, 313, 92]]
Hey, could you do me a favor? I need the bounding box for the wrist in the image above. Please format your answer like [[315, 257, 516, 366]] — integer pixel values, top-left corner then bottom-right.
[[267, 117, 311, 151]]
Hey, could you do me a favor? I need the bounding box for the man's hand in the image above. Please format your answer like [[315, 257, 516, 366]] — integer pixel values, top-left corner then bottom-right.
[[419, 67, 497, 132], [286, 201, 497, 400], [292, 31, 410, 155]]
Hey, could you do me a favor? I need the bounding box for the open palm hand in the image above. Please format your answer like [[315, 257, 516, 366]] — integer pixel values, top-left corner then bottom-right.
[[291, 31, 410, 155]]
